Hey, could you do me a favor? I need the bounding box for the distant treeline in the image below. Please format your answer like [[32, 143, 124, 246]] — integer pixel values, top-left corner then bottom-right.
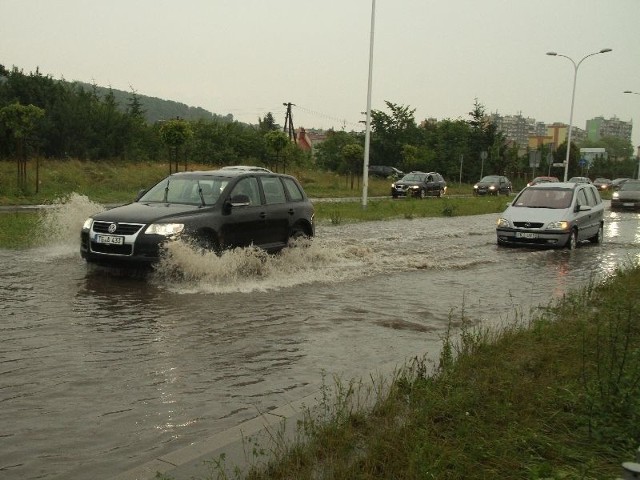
[[0, 65, 635, 183], [0, 65, 304, 168]]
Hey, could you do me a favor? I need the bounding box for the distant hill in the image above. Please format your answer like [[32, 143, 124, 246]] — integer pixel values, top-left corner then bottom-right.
[[73, 81, 235, 124]]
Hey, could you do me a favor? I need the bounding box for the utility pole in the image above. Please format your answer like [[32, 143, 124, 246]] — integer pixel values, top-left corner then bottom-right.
[[283, 102, 297, 144]]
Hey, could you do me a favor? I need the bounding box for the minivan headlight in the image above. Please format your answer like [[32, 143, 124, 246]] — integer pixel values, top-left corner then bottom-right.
[[496, 217, 510, 228], [546, 220, 569, 231], [145, 223, 185, 236]]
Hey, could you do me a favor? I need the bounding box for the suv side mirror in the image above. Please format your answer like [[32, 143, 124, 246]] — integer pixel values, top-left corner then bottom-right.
[[230, 194, 251, 206], [135, 188, 147, 201]]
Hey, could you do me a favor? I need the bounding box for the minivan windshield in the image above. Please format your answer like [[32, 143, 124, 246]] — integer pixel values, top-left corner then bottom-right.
[[139, 176, 229, 205], [512, 187, 573, 209]]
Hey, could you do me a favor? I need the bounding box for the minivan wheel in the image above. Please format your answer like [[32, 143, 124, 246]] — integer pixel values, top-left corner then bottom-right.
[[589, 224, 604, 244], [566, 229, 578, 250]]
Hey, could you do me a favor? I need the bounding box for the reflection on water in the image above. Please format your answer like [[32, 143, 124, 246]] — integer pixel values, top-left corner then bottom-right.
[[1, 196, 639, 480]]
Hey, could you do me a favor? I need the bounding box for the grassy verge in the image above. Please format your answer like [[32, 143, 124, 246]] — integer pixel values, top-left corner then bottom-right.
[[192, 266, 639, 480], [0, 159, 508, 249]]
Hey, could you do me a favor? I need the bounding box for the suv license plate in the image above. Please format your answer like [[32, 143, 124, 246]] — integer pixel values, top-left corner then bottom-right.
[[516, 232, 538, 239], [95, 234, 124, 245]]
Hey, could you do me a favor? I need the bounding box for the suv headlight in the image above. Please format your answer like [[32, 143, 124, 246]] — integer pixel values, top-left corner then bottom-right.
[[496, 217, 510, 228], [473, 184, 478, 189], [546, 221, 569, 231], [489, 185, 496, 190], [145, 223, 185, 236], [82, 218, 93, 230], [612, 192, 619, 199]]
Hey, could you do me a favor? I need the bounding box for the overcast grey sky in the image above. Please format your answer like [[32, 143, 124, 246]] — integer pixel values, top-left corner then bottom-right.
[[2, 0, 640, 146]]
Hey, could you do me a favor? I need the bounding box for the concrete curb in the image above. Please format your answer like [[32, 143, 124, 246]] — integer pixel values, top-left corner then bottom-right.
[[111, 391, 317, 480], [111, 359, 414, 480]]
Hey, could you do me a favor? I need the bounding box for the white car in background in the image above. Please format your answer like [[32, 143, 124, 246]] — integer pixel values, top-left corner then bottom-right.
[[496, 182, 604, 249]]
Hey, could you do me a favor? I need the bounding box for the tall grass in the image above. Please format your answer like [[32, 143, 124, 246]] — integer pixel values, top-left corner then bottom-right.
[[0, 158, 482, 205], [0, 159, 508, 248]]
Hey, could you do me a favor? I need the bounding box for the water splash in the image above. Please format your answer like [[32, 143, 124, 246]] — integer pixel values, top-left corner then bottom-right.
[[151, 238, 345, 294], [36, 192, 105, 256]]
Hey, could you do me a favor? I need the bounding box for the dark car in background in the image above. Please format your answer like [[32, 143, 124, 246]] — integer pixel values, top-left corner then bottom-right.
[[368, 165, 404, 179], [391, 171, 447, 198], [473, 175, 512, 196], [80, 169, 315, 267], [611, 180, 640, 211], [592, 177, 613, 191]]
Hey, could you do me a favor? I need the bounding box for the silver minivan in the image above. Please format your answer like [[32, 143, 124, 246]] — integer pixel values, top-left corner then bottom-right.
[[496, 182, 604, 249]]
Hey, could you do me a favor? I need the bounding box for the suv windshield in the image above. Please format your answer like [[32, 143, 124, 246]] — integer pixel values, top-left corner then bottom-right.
[[512, 187, 573, 209], [139, 176, 229, 205], [401, 173, 425, 182], [480, 175, 500, 182]]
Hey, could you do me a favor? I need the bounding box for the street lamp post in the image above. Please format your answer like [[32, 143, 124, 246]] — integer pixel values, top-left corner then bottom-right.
[[623, 90, 640, 179], [546, 48, 612, 182]]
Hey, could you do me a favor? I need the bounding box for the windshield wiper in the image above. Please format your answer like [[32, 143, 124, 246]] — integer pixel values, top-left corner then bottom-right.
[[163, 179, 170, 203], [196, 180, 206, 207]]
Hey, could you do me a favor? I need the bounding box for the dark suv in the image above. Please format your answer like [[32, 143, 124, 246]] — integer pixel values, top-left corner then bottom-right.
[[80, 169, 315, 267], [391, 171, 447, 198]]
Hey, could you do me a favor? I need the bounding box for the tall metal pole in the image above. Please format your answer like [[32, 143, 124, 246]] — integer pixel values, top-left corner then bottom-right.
[[546, 48, 612, 182], [623, 91, 640, 179], [361, 0, 375, 208]]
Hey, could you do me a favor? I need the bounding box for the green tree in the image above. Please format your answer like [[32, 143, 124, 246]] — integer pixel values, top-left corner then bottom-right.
[[264, 130, 290, 172], [370, 101, 420, 167], [314, 129, 360, 171], [341, 143, 364, 189], [0, 102, 45, 188], [258, 112, 279, 133], [160, 118, 193, 173]]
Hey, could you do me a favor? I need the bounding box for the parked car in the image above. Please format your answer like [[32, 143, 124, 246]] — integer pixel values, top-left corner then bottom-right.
[[473, 175, 512, 196], [391, 171, 447, 198], [611, 179, 640, 211], [611, 178, 632, 190], [527, 176, 559, 187], [80, 169, 315, 267], [568, 176, 592, 184], [496, 182, 604, 249], [592, 177, 613, 191], [369, 165, 404, 179]]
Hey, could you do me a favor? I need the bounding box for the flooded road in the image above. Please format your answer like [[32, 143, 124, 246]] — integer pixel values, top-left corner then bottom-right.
[[1, 196, 640, 480]]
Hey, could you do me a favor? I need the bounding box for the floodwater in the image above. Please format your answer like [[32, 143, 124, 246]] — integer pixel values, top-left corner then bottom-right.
[[1, 195, 639, 480]]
